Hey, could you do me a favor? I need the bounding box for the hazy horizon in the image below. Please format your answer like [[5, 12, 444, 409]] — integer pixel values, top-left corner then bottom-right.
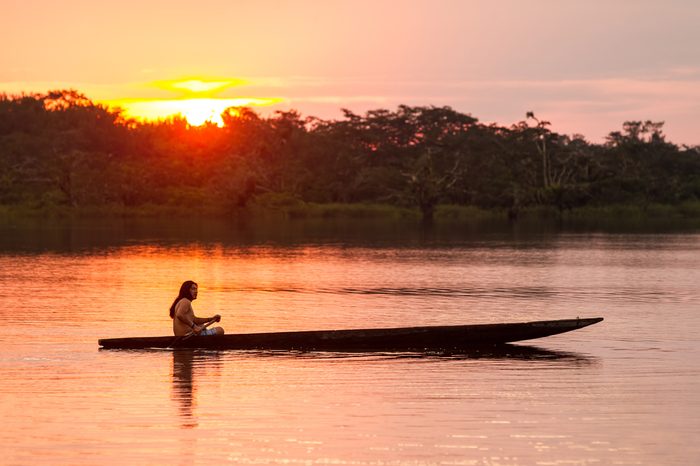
[[2, 0, 699, 144]]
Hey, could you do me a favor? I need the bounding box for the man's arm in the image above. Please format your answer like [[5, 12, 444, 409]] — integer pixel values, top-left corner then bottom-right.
[[193, 314, 221, 325]]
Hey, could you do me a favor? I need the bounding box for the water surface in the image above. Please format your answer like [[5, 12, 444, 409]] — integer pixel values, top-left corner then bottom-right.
[[1, 218, 699, 465]]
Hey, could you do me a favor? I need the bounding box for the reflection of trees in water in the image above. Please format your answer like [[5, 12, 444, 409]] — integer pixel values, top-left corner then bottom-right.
[[171, 350, 222, 429]]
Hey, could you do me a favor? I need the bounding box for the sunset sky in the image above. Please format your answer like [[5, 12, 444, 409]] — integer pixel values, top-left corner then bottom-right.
[[2, 0, 699, 143]]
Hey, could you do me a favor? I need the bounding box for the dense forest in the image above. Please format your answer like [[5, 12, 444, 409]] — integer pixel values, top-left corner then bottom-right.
[[1, 90, 699, 222]]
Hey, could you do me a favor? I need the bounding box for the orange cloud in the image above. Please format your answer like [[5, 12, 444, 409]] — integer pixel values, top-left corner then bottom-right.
[[153, 77, 248, 96]]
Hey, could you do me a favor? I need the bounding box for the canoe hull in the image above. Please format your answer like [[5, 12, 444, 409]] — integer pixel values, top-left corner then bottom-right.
[[98, 317, 603, 351]]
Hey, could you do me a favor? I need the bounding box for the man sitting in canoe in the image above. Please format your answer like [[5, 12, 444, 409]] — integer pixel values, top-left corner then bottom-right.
[[170, 280, 224, 336]]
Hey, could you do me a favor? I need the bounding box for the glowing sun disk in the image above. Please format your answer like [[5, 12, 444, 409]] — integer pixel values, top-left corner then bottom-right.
[[106, 97, 280, 126]]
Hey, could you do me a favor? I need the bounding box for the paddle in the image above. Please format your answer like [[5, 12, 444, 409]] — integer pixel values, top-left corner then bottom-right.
[[169, 319, 219, 348]]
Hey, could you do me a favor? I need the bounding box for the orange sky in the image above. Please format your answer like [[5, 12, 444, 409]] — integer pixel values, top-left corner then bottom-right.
[[1, 0, 699, 144]]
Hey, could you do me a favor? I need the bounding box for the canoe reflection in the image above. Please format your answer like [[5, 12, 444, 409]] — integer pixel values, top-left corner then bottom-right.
[[218, 344, 596, 364], [391, 344, 597, 363]]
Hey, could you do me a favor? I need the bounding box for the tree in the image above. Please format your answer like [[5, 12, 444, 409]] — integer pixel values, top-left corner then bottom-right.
[[336, 105, 477, 221]]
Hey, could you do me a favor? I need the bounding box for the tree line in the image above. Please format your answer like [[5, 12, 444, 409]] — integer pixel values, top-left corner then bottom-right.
[[1, 90, 699, 221]]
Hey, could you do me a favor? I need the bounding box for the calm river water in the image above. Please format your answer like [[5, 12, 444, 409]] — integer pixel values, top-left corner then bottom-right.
[[1, 218, 699, 465]]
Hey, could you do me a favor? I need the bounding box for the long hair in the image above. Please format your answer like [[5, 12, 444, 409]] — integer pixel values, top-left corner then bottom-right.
[[169, 280, 197, 318]]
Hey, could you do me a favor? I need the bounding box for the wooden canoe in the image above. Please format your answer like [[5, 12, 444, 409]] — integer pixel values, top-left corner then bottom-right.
[[98, 317, 603, 351]]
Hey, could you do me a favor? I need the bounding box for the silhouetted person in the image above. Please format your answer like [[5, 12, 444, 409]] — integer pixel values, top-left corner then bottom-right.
[[169, 280, 224, 336]]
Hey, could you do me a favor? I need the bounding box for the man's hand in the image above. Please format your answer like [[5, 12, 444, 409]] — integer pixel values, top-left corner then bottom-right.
[[192, 324, 203, 335], [213, 314, 221, 322]]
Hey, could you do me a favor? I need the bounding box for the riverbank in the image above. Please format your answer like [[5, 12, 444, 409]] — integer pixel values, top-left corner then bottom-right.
[[2, 199, 700, 223]]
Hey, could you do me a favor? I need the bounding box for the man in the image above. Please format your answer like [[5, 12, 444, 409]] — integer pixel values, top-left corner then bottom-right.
[[169, 280, 224, 336]]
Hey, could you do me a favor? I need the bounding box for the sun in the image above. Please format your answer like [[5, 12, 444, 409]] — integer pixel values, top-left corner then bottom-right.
[[103, 77, 281, 126], [111, 97, 280, 126]]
